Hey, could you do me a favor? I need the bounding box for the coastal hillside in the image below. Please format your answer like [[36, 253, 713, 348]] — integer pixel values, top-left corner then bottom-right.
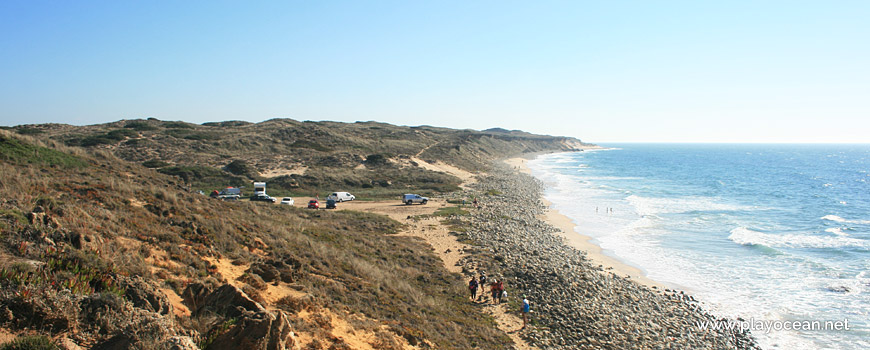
[[9, 119, 588, 199], [0, 123, 586, 349]]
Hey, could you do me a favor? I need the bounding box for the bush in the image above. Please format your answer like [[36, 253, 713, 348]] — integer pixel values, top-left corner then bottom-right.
[[225, 159, 254, 177], [364, 154, 390, 167], [142, 159, 170, 168], [105, 129, 138, 140], [157, 165, 247, 191], [78, 136, 114, 147], [0, 335, 58, 350], [15, 127, 44, 135], [162, 121, 194, 129], [202, 120, 251, 127], [124, 121, 157, 131], [288, 140, 331, 152], [1, 136, 87, 168]]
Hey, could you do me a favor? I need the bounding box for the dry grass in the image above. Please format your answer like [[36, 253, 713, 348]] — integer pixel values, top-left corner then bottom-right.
[[18, 118, 587, 198], [0, 132, 511, 349]]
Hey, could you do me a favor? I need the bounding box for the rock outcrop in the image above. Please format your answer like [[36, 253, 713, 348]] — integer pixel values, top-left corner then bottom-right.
[[189, 284, 297, 350]]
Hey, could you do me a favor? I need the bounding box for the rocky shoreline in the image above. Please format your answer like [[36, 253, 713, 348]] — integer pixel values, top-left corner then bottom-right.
[[454, 164, 760, 349]]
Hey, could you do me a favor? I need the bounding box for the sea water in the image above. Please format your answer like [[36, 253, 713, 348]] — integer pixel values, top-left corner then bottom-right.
[[527, 144, 870, 350]]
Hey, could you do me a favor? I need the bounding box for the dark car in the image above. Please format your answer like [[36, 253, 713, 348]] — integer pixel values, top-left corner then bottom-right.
[[325, 199, 336, 209], [307, 199, 319, 209], [250, 194, 276, 203]]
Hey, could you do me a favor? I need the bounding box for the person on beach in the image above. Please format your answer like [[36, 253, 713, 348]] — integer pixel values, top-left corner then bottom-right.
[[478, 273, 488, 301], [491, 279, 500, 304], [492, 280, 504, 304], [521, 297, 530, 329], [496, 279, 505, 303], [468, 276, 479, 301]]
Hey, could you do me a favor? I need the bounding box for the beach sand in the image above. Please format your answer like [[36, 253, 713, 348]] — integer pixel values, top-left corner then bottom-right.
[[505, 156, 664, 288]]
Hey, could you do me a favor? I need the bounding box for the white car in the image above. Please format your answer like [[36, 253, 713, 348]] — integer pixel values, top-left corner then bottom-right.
[[279, 197, 294, 205], [327, 192, 355, 202]]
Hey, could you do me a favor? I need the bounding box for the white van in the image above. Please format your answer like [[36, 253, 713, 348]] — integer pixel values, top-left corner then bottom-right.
[[327, 192, 356, 202]]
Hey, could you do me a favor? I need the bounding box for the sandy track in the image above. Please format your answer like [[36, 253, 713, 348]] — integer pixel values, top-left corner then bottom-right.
[[279, 194, 537, 348]]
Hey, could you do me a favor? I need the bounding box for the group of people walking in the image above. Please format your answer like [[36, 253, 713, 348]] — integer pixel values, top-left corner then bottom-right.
[[468, 273, 505, 304], [468, 273, 530, 328]]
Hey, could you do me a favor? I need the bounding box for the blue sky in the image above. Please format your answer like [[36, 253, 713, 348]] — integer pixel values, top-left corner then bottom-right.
[[1, 1, 868, 143]]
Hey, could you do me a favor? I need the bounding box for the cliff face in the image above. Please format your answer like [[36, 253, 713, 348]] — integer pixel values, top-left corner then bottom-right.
[[10, 118, 590, 198], [0, 121, 587, 349]]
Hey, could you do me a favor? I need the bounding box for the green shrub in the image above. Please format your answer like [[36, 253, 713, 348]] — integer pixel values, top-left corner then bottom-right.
[[288, 140, 331, 152], [105, 129, 138, 140], [0, 136, 86, 168], [124, 121, 157, 131], [162, 121, 194, 129], [123, 138, 145, 146], [0, 335, 58, 350], [15, 127, 44, 135], [157, 165, 247, 191], [202, 120, 251, 127], [364, 154, 390, 167], [79, 135, 114, 147], [225, 159, 254, 177], [142, 159, 170, 168], [433, 206, 469, 217]]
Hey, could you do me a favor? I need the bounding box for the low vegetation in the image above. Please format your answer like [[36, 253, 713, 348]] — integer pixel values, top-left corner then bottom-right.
[[22, 118, 586, 199], [0, 129, 525, 348]]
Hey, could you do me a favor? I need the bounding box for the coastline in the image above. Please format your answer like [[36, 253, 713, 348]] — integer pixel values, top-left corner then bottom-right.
[[504, 156, 665, 289], [456, 163, 759, 349]]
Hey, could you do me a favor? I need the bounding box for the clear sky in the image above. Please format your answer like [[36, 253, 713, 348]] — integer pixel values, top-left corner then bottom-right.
[[1, 1, 868, 143]]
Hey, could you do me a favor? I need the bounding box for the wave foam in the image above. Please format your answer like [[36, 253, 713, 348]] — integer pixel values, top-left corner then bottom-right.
[[626, 195, 752, 216], [729, 227, 870, 249], [821, 215, 870, 225], [825, 227, 849, 236]]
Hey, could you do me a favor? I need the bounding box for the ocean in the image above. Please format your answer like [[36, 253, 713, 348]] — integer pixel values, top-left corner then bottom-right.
[[527, 144, 870, 350]]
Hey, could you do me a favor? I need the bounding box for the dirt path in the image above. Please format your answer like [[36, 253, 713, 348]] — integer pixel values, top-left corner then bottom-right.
[[321, 199, 470, 273], [414, 141, 439, 157], [287, 196, 538, 349], [483, 303, 535, 350]]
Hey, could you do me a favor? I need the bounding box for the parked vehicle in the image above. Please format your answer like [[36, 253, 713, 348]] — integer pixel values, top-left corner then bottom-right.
[[307, 199, 319, 209], [327, 192, 355, 202], [280, 197, 294, 205], [250, 194, 276, 203], [212, 187, 241, 199], [220, 187, 242, 196], [325, 199, 337, 209], [253, 182, 266, 195], [403, 194, 428, 205]]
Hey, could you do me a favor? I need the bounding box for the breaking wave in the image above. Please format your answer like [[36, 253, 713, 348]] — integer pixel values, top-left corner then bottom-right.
[[729, 227, 870, 249], [821, 215, 870, 225]]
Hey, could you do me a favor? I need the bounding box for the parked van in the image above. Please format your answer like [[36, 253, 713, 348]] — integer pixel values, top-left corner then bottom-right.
[[327, 192, 356, 202]]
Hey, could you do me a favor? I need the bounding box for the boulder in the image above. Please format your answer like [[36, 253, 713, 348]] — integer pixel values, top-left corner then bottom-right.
[[248, 263, 280, 283], [181, 282, 212, 311], [197, 284, 265, 318], [164, 336, 200, 350], [92, 334, 134, 350], [206, 310, 296, 350], [57, 337, 85, 350], [122, 276, 173, 315]]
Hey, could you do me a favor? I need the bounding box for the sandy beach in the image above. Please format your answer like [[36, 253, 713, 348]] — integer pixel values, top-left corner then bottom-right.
[[505, 156, 664, 288]]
